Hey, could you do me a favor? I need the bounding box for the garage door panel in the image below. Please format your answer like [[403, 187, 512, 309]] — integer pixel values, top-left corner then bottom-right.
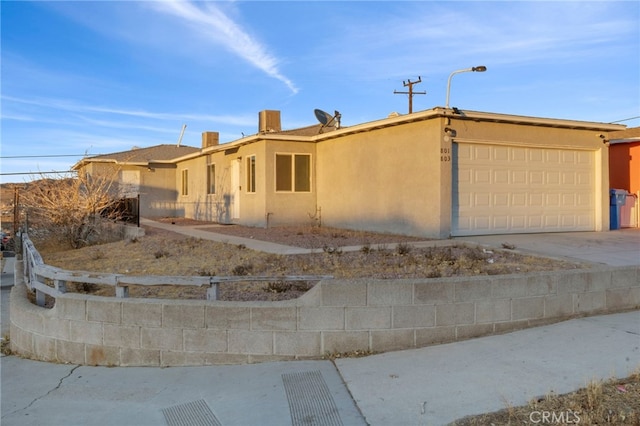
[[494, 193, 509, 207], [511, 147, 527, 162], [546, 150, 561, 163], [546, 171, 561, 185], [453, 143, 595, 236], [494, 169, 509, 184], [512, 170, 527, 184], [529, 150, 544, 162], [475, 145, 491, 160], [512, 193, 527, 206], [494, 146, 509, 161], [529, 171, 544, 185], [528, 216, 544, 228], [562, 172, 576, 185]]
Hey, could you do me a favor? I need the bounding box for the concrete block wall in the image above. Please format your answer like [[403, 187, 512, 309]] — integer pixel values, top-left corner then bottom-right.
[[10, 266, 640, 366]]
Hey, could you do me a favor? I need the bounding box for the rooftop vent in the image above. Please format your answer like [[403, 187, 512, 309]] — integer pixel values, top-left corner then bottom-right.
[[259, 110, 282, 133], [202, 131, 219, 149]]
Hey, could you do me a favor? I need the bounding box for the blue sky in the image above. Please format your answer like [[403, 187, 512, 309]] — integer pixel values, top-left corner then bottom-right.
[[1, 1, 639, 184]]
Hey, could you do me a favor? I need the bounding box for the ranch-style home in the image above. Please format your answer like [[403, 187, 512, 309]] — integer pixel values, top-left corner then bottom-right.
[[73, 108, 625, 238]]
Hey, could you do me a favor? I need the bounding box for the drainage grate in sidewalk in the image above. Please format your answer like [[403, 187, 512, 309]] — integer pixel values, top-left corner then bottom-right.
[[282, 370, 343, 426], [162, 399, 222, 426]]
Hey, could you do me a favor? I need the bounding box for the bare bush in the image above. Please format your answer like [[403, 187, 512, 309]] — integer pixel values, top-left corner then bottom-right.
[[20, 170, 123, 249]]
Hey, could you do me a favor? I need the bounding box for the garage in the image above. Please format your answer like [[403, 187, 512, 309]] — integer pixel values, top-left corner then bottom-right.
[[452, 142, 596, 236]]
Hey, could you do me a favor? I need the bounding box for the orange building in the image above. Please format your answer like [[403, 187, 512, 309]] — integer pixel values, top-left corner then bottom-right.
[[609, 127, 640, 194], [609, 127, 640, 227]]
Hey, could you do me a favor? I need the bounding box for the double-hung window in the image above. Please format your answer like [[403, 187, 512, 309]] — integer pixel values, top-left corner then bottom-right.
[[207, 157, 216, 195], [275, 154, 311, 192]]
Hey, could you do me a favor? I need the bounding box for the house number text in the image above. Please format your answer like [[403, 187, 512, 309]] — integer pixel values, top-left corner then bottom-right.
[[440, 148, 451, 162]]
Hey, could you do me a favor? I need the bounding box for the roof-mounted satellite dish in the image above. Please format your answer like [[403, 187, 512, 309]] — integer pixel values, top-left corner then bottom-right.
[[314, 109, 341, 132]]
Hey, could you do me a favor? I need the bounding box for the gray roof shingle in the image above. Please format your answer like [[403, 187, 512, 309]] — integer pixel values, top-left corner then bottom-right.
[[86, 144, 199, 164]]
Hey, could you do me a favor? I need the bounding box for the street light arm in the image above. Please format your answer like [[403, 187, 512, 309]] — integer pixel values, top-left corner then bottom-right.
[[446, 68, 473, 108], [445, 65, 487, 109]]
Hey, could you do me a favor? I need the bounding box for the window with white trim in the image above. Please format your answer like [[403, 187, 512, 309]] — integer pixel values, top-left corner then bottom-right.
[[275, 153, 311, 192], [207, 158, 215, 195], [181, 169, 188, 196], [246, 155, 256, 193]]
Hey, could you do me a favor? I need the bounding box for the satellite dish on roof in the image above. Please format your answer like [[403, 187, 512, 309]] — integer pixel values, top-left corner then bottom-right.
[[314, 109, 341, 131], [314, 109, 334, 125]]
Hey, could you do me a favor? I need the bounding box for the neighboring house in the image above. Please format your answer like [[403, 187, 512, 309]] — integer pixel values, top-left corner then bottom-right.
[[75, 108, 625, 238], [609, 127, 640, 194], [73, 144, 199, 218], [608, 126, 640, 227]]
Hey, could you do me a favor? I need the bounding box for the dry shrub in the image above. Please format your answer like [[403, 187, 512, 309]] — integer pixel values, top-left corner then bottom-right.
[[40, 225, 584, 301], [453, 372, 640, 425]]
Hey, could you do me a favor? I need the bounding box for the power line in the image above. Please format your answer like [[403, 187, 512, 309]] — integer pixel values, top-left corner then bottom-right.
[[610, 116, 640, 124], [0, 154, 93, 159], [0, 170, 75, 176]]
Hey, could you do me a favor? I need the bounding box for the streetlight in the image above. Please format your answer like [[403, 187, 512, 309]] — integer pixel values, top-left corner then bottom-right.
[[445, 65, 487, 109]]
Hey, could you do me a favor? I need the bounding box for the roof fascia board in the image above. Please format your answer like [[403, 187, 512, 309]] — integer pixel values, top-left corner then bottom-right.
[[447, 109, 626, 131], [312, 109, 444, 141], [609, 138, 640, 145]]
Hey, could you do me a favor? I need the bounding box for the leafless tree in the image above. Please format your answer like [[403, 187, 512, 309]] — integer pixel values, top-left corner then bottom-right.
[[21, 169, 122, 249]]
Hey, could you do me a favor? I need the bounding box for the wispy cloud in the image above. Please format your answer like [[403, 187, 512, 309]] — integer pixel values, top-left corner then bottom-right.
[[316, 2, 638, 78], [149, 1, 298, 94], [2, 95, 255, 127]]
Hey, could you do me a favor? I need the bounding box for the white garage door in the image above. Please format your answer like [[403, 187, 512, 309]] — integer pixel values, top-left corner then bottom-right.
[[452, 143, 595, 236]]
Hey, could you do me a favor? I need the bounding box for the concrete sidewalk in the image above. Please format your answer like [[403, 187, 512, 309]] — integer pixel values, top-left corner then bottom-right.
[[1, 311, 638, 426], [336, 310, 640, 425]]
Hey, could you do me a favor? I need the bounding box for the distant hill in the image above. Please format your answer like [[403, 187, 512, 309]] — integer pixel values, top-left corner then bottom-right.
[[1, 183, 23, 231]]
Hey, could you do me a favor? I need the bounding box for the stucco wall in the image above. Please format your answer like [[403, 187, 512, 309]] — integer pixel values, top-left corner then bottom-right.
[[10, 261, 639, 366], [141, 165, 179, 218], [316, 119, 444, 238]]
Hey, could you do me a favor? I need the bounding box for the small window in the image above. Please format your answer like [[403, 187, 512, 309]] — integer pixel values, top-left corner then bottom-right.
[[246, 155, 256, 193], [276, 154, 292, 191], [275, 153, 311, 192], [207, 163, 216, 195], [181, 169, 188, 196]]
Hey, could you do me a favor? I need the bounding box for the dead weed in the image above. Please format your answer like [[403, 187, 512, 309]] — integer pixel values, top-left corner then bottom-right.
[[37, 224, 584, 302], [452, 370, 640, 425]]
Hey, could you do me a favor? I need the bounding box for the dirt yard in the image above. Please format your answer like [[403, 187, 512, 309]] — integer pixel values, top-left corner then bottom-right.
[[28, 221, 639, 423], [39, 220, 585, 302]]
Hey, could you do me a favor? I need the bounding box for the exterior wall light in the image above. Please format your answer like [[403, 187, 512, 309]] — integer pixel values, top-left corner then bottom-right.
[[445, 65, 487, 109]]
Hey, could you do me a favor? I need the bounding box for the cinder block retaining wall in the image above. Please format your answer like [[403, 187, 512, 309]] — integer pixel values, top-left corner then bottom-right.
[[10, 262, 640, 366]]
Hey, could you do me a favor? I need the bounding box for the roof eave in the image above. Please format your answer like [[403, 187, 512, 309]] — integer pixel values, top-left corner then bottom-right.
[[446, 109, 627, 131], [609, 138, 640, 145]]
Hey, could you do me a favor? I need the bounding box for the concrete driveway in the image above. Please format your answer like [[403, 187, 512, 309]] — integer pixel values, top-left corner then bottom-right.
[[454, 228, 640, 266]]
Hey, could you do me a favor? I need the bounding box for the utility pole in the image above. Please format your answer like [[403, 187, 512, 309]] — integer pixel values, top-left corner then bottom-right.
[[13, 187, 19, 234], [394, 76, 426, 114]]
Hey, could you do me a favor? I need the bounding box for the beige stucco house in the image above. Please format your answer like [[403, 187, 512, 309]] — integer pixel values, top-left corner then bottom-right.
[[74, 108, 625, 238]]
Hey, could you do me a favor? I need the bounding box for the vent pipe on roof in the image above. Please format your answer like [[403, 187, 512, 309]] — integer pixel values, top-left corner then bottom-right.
[[177, 124, 187, 147]]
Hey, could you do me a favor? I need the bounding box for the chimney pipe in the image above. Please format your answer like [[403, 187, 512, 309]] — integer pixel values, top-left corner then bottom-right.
[[202, 131, 219, 149]]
